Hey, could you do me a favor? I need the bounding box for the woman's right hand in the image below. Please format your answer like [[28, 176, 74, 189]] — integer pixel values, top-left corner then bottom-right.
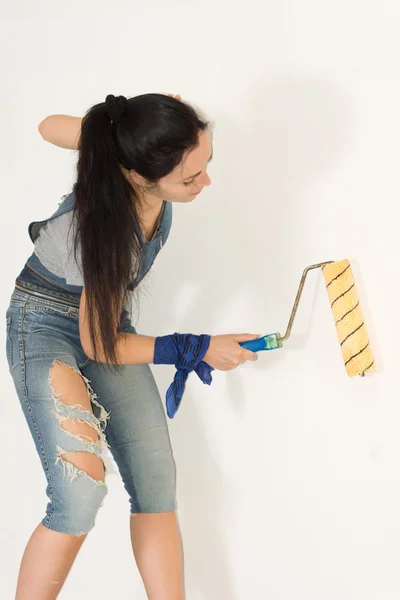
[[203, 334, 259, 371]]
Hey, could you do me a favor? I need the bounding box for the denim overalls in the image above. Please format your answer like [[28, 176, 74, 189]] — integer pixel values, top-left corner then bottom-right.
[[15, 190, 173, 299], [5, 193, 176, 535]]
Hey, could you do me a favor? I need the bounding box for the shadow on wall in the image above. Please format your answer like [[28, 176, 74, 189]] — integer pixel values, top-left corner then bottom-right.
[[139, 75, 350, 599]]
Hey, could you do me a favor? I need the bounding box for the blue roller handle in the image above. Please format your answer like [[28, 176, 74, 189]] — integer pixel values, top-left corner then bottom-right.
[[239, 333, 282, 352]]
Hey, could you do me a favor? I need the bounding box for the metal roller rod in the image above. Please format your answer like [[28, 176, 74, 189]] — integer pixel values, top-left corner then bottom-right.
[[280, 261, 333, 342]]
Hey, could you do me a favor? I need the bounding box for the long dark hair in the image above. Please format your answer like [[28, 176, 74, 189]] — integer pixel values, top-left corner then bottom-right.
[[73, 93, 208, 367]]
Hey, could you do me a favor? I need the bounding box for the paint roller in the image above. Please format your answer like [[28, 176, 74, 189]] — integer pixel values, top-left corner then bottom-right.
[[240, 259, 375, 377]]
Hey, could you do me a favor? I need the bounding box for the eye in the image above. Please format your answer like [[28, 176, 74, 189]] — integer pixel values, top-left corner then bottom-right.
[[183, 179, 195, 187]]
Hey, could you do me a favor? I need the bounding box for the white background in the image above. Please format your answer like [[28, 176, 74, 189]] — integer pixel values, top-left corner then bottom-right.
[[1, 1, 399, 598]]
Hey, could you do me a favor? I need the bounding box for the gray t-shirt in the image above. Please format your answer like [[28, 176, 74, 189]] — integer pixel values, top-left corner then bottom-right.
[[34, 211, 84, 286]]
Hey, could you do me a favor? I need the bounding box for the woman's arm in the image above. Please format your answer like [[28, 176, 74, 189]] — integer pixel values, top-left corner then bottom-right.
[[38, 115, 82, 150], [38, 94, 179, 150], [79, 288, 258, 368]]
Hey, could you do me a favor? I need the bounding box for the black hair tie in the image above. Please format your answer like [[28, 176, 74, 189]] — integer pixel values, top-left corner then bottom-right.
[[105, 94, 128, 123]]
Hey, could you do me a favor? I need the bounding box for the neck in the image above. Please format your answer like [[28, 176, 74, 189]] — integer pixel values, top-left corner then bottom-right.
[[136, 190, 164, 216], [122, 168, 163, 215]]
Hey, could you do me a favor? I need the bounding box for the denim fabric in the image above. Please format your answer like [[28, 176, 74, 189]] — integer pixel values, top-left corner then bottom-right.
[[24, 191, 173, 292], [5, 284, 176, 535]]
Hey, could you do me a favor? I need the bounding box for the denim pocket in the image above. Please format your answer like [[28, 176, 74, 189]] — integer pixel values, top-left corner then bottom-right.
[[25, 297, 79, 317], [23, 304, 78, 338], [6, 315, 13, 369]]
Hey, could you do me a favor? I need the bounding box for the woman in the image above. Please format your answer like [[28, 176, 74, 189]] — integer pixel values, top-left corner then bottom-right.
[[5, 92, 258, 599]]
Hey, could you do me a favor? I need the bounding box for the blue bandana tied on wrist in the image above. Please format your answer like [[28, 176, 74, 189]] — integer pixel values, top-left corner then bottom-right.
[[154, 333, 214, 418]]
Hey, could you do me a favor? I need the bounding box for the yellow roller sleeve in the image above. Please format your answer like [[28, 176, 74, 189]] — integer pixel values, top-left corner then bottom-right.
[[322, 260, 375, 377]]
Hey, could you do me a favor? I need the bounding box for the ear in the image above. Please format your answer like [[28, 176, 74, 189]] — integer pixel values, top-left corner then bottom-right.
[[127, 169, 148, 188]]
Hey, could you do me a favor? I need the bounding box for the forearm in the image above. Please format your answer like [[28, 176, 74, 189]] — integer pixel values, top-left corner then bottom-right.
[[38, 115, 82, 150], [115, 332, 156, 365], [84, 332, 155, 365]]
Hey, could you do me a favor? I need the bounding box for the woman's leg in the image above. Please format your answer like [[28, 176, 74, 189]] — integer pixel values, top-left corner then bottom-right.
[[15, 359, 108, 599], [83, 359, 184, 600], [16, 524, 86, 600], [7, 297, 109, 599], [130, 511, 184, 600]]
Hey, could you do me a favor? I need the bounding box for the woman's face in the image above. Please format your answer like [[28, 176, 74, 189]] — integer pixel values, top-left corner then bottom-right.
[[154, 130, 213, 203]]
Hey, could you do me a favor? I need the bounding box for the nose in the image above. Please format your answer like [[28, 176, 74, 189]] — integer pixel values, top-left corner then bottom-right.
[[198, 172, 211, 187]]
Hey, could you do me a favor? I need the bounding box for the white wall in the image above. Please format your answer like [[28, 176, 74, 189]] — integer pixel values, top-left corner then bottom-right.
[[1, 1, 399, 598]]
